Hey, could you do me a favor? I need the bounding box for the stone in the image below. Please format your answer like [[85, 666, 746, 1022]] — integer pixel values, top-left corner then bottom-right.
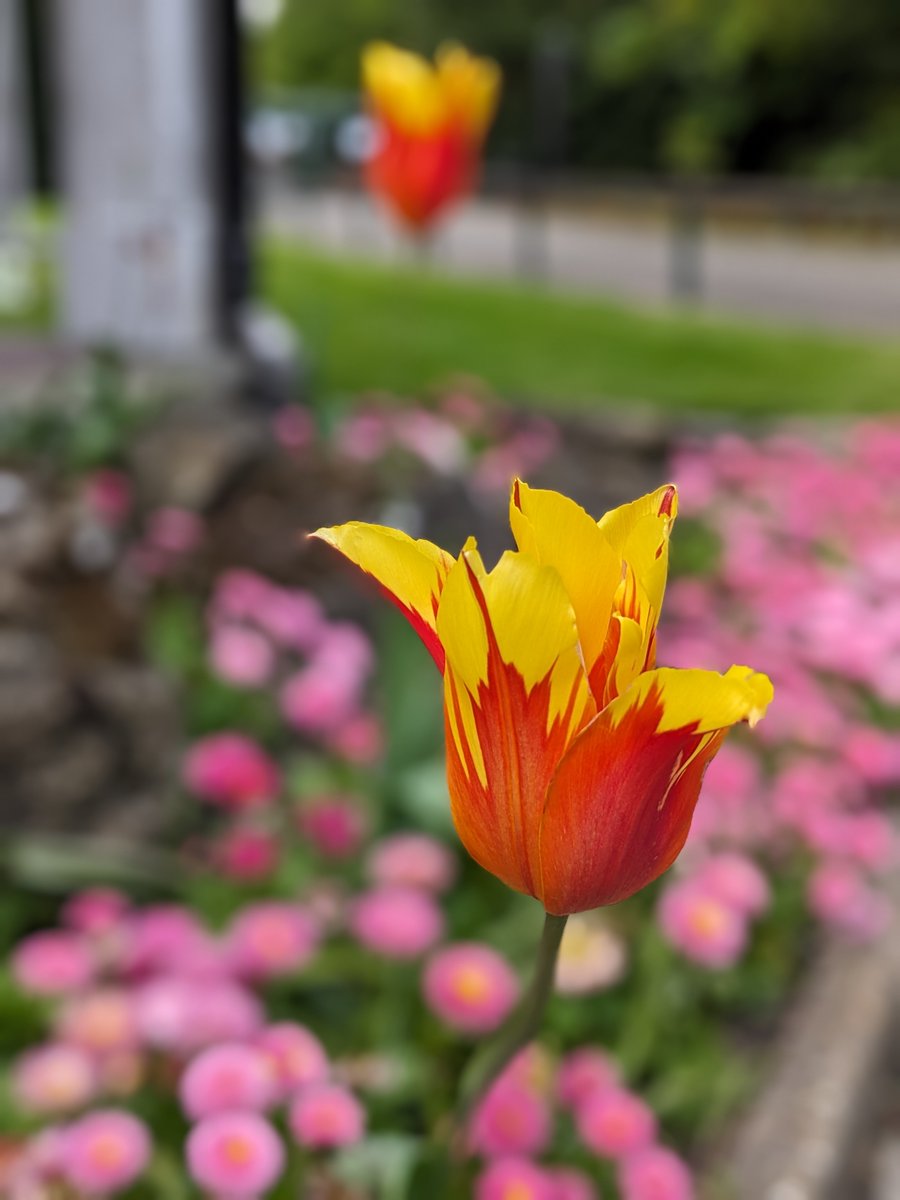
[[0, 631, 73, 756]]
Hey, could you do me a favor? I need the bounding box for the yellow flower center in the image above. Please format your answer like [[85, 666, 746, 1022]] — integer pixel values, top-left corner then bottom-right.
[[689, 899, 728, 939], [221, 1135, 253, 1166], [452, 965, 491, 1003], [88, 1135, 125, 1170]]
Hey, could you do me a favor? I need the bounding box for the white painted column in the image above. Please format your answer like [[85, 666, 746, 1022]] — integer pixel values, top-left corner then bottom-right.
[[0, 0, 27, 213], [56, 0, 223, 355]]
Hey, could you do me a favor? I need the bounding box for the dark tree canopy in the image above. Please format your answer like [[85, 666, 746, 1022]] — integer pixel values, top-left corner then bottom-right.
[[250, 0, 900, 179]]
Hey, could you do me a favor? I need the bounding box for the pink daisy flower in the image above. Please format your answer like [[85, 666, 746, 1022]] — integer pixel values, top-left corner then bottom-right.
[[62, 1110, 151, 1196], [368, 833, 457, 893], [618, 1146, 695, 1200], [423, 943, 519, 1034], [255, 1023, 330, 1100], [556, 1048, 620, 1110], [288, 1083, 366, 1150], [13, 1043, 96, 1115], [474, 1156, 556, 1200], [179, 1043, 276, 1120], [658, 880, 748, 969], [349, 887, 444, 960], [186, 1111, 285, 1198], [469, 1077, 553, 1158], [695, 854, 771, 917], [56, 988, 138, 1055], [183, 732, 281, 810], [11, 931, 95, 996], [227, 903, 320, 979], [576, 1088, 657, 1160]]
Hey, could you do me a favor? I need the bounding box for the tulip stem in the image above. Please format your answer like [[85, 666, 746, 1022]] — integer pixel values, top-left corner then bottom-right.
[[454, 911, 568, 1133]]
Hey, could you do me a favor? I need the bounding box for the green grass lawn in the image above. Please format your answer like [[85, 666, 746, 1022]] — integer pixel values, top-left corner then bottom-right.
[[261, 239, 900, 417]]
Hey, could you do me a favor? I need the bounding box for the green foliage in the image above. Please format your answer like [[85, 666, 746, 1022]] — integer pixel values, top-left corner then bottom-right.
[[249, 0, 900, 178], [262, 239, 900, 417], [0, 350, 162, 474]]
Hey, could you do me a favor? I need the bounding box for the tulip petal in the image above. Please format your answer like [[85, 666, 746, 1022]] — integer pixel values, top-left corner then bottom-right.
[[509, 480, 621, 680], [597, 485, 678, 660], [538, 665, 773, 914], [311, 522, 454, 670], [435, 43, 501, 140], [438, 545, 594, 898], [363, 42, 447, 135]]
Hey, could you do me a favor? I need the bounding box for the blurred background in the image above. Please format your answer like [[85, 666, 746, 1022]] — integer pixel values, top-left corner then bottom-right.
[[0, 2, 899, 1199]]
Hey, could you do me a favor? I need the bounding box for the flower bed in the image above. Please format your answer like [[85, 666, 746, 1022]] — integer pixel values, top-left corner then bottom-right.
[[0, 396, 897, 1199]]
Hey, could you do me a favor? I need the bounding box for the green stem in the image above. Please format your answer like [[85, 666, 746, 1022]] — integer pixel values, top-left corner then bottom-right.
[[455, 912, 568, 1129]]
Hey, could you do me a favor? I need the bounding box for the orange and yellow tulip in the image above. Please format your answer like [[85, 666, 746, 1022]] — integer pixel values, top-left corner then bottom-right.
[[313, 482, 772, 915], [362, 42, 500, 232]]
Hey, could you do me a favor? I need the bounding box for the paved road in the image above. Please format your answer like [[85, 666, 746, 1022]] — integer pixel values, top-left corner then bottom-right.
[[264, 187, 900, 336]]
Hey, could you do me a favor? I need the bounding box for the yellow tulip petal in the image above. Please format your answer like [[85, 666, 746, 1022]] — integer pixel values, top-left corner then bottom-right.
[[597, 484, 678, 636], [607, 664, 774, 734], [435, 42, 501, 139], [509, 480, 621, 677], [311, 521, 454, 669], [362, 42, 447, 135], [435, 538, 489, 695]]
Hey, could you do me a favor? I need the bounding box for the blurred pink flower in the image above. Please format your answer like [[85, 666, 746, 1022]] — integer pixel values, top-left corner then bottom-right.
[[335, 409, 392, 461], [145, 506, 204, 555], [120, 905, 209, 977], [56, 989, 137, 1056], [272, 404, 315, 452], [11, 931, 95, 996], [288, 1083, 366, 1149], [62, 1110, 151, 1196], [179, 1043, 275, 1119], [297, 796, 369, 859], [475, 1156, 556, 1200], [134, 977, 262, 1052], [349, 886, 444, 959], [618, 1146, 695, 1200], [13, 1044, 97, 1115], [227, 902, 320, 979], [315, 622, 375, 680], [61, 888, 129, 937], [843, 725, 900, 785], [183, 733, 281, 810], [328, 711, 385, 763], [423, 943, 519, 1034], [214, 826, 280, 881], [208, 623, 275, 688], [394, 409, 467, 473], [550, 1166, 600, 1200], [368, 833, 457, 893], [658, 881, 748, 969], [280, 666, 362, 736], [576, 1088, 657, 1160], [186, 1111, 285, 1197], [253, 587, 324, 652], [255, 1023, 330, 1100], [468, 1077, 553, 1158], [81, 469, 133, 529], [556, 1048, 620, 1110], [211, 569, 274, 622], [695, 854, 771, 917], [807, 861, 891, 941]]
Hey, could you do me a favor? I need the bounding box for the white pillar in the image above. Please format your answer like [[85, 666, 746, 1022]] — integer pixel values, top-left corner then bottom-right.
[[56, 0, 224, 356], [0, 0, 27, 213]]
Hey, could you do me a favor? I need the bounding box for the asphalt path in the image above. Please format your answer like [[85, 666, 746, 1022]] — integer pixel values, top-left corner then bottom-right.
[[264, 186, 900, 336]]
